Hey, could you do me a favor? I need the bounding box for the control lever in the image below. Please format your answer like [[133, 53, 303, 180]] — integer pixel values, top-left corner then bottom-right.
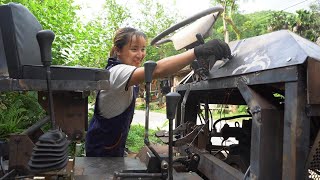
[[144, 60, 157, 145], [196, 33, 205, 45], [192, 33, 210, 79], [37, 30, 56, 129], [166, 92, 181, 180], [29, 30, 69, 173]]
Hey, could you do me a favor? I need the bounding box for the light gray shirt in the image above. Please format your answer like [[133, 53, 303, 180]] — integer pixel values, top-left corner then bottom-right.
[[98, 64, 137, 118]]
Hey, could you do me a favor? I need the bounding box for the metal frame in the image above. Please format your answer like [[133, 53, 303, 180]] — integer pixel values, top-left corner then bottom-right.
[[175, 61, 314, 179]]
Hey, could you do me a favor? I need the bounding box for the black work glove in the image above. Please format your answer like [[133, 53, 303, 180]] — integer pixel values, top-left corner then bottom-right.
[[194, 39, 232, 71]]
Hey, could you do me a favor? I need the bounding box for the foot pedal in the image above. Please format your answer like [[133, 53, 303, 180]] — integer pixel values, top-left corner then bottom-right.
[[159, 136, 178, 145], [155, 130, 168, 137]]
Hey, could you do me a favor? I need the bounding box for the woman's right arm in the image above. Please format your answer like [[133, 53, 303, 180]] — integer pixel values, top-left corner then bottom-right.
[[127, 49, 196, 87]]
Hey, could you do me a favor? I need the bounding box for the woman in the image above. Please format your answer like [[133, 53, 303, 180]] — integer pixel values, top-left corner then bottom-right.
[[85, 27, 231, 157]]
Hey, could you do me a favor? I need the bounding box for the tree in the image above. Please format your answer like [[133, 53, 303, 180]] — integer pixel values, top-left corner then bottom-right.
[[211, 0, 241, 42], [268, 11, 295, 32], [61, 0, 131, 68], [294, 10, 318, 41]]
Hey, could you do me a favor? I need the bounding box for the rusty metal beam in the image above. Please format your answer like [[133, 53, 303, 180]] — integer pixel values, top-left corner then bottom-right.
[[283, 75, 309, 179], [237, 80, 283, 180], [307, 59, 320, 104]]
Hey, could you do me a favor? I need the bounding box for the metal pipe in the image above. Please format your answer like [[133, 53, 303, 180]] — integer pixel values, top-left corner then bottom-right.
[[46, 65, 56, 129], [36, 30, 56, 130], [0, 169, 16, 180], [143, 61, 157, 146], [144, 82, 151, 145], [114, 172, 163, 178], [168, 109, 173, 180]]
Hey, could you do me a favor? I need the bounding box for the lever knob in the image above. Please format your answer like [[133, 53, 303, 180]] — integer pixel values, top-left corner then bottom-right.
[[144, 61, 157, 83], [36, 30, 55, 66], [166, 92, 181, 120]]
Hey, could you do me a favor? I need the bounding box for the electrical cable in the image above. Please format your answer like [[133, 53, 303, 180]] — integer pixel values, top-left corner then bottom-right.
[[187, 117, 211, 147], [212, 114, 252, 131]]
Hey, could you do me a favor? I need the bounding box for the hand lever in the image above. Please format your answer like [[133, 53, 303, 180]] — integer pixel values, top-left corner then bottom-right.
[[166, 92, 181, 180], [143, 60, 157, 145], [196, 33, 205, 45], [144, 61, 157, 83], [37, 30, 55, 66], [36, 30, 56, 129]]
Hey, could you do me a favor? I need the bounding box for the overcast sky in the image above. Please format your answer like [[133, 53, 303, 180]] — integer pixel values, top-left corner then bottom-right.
[[74, 0, 314, 22]]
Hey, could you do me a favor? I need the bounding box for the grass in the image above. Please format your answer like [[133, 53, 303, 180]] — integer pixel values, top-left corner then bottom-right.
[[126, 124, 163, 153]]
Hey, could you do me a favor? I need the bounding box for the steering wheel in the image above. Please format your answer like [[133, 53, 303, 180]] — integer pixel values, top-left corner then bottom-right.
[[150, 6, 224, 47]]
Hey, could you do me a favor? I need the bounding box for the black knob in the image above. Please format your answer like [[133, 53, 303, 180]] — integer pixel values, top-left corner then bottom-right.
[[36, 30, 55, 66], [196, 33, 205, 45], [144, 61, 157, 83], [166, 92, 181, 120]]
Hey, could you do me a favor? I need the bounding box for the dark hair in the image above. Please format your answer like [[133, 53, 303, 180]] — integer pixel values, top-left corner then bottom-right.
[[110, 27, 147, 58]]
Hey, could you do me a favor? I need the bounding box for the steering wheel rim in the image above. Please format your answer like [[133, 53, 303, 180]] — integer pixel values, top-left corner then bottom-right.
[[150, 6, 224, 46]]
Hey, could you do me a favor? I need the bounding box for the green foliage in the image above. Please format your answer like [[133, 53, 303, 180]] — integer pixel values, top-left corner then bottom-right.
[[269, 11, 294, 31], [126, 124, 162, 153], [0, 92, 45, 140], [64, 0, 131, 68], [237, 105, 248, 114]]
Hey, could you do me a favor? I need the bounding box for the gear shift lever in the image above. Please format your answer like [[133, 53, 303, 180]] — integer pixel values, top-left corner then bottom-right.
[[29, 30, 69, 173], [166, 92, 181, 180], [144, 60, 157, 145], [36, 30, 56, 129]]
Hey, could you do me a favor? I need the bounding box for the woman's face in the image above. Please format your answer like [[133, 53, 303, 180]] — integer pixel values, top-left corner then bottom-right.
[[117, 35, 147, 67]]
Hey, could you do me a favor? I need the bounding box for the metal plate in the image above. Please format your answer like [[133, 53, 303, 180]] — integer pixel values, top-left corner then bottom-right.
[[209, 30, 320, 79], [74, 157, 147, 179], [74, 157, 203, 180]]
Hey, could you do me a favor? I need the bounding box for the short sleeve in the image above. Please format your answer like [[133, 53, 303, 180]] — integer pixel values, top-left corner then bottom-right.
[[97, 64, 137, 118], [109, 64, 137, 91]]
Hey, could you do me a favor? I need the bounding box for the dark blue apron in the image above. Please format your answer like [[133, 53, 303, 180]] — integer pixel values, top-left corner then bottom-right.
[[85, 58, 138, 157]]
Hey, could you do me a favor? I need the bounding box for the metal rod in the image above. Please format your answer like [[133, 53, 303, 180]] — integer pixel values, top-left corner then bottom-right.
[[166, 92, 181, 180], [21, 116, 50, 135], [144, 82, 150, 145], [147, 145, 162, 162], [180, 84, 191, 126], [114, 172, 163, 178], [46, 65, 56, 130], [143, 61, 157, 146], [169, 115, 173, 180], [243, 166, 250, 180], [0, 169, 16, 180]]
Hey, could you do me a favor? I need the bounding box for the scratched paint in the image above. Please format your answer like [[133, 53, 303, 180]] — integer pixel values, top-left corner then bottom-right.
[[232, 50, 271, 75]]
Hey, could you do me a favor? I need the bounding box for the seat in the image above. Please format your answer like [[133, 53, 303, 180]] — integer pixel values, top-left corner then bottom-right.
[[0, 3, 109, 91]]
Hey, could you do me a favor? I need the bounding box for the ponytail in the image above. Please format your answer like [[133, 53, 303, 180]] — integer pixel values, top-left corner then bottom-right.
[[109, 46, 117, 58]]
